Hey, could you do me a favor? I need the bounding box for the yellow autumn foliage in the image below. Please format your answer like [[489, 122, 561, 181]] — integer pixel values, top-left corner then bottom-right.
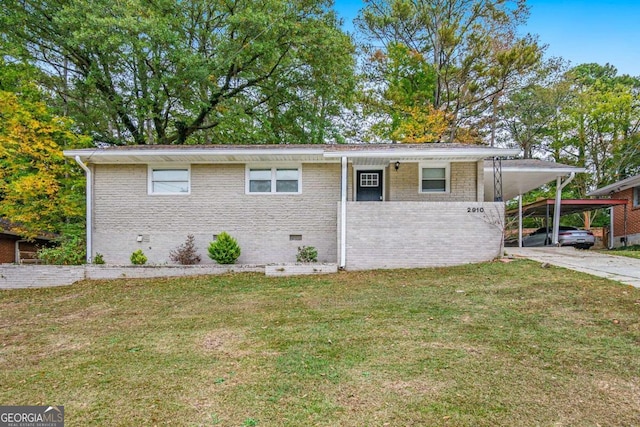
[[0, 90, 91, 238], [391, 105, 450, 143]]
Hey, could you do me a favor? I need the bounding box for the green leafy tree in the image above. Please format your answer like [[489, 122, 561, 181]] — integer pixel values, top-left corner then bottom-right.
[[0, 60, 91, 239], [363, 42, 448, 142], [556, 64, 640, 196], [2, 0, 355, 145], [498, 59, 572, 158], [356, 0, 541, 142]]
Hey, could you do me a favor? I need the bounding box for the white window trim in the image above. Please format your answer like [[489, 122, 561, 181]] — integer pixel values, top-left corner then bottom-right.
[[148, 164, 191, 195], [633, 186, 640, 208], [419, 162, 450, 194], [353, 165, 385, 201], [245, 164, 302, 195]]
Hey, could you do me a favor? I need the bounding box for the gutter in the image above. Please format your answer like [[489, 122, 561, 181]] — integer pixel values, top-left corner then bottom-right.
[[324, 148, 521, 159], [340, 156, 347, 269], [552, 172, 575, 245], [74, 156, 92, 263]]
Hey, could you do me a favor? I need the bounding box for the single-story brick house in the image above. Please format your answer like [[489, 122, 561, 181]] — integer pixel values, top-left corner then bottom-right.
[[65, 144, 574, 270], [588, 173, 640, 247]]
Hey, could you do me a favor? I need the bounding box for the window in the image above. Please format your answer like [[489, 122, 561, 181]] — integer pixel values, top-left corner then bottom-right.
[[359, 173, 380, 188], [149, 166, 190, 194], [634, 187, 640, 207], [420, 164, 449, 193], [247, 167, 301, 194]]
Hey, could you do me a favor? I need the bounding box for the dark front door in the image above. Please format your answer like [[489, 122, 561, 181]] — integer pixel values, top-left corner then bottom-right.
[[356, 170, 383, 201]]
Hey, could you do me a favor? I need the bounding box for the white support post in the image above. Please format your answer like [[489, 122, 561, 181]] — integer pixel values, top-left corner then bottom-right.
[[518, 194, 523, 247], [552, 172, 575, 245], [609, 206, 614, 249]]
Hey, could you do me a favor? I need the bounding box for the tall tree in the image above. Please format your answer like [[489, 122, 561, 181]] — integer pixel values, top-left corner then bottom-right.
[[0, 60, 91, 238], [2, 0, 355, 145], [363, 42, 448, 142], [498, 59, 571, 158], [356, 0, 541, 143], [558, 64, 640, 195]]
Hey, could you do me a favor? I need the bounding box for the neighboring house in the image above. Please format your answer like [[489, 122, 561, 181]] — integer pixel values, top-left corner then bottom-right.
[[65, 144, 570, 270], [0, 220, 53, 263], [588, 174, 640, 247]]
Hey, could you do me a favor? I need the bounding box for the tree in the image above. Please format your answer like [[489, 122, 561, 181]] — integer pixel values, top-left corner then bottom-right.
[[0, 61, 91, 238], [362, 42, 448, 142], [2, 0, 356, 145], [356, 0, 541, 143], [557, 64, 640, 195], [498, 59, 571, 158]]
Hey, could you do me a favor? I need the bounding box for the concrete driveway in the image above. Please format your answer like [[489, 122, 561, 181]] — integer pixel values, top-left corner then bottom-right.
[[506, 247, 640, 288]]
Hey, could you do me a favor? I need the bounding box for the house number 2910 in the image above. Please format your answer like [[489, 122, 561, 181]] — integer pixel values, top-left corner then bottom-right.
[[467, 207, 485, 213]]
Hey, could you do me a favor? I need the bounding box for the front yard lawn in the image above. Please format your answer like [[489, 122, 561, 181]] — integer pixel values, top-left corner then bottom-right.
[[1, 260, 639, 426], [605, 244, 640, 259]]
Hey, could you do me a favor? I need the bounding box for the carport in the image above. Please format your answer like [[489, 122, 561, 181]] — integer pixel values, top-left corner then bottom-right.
[[484, 159, 585, 247], [506, 198, 628, 248], [484, 159, 628, 248]]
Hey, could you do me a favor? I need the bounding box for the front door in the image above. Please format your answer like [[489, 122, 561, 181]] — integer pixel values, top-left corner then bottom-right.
[[356, 170, 383, 201]]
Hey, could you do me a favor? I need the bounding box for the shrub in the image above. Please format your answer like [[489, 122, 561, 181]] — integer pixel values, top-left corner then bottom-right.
[[37, 233, 86, 265], [130, 249, 147, 265], [93, 253, 105, 264], [169, 234, 201, 265], [208, 232, 241, 264], [296, 245, 318, 263]]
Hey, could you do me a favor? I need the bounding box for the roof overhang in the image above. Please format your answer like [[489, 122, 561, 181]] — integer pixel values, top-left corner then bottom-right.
[[63, 147, 329, 164], [506, 198, 628, 217], [64, 144, 520, 165], [587, 174, 640, 196], [484, 159, 585, 201]]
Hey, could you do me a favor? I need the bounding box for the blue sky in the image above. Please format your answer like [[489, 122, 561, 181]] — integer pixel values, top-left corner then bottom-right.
[[334, 0, 640, 76]]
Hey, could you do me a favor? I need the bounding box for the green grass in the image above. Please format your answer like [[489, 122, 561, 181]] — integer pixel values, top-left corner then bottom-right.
[[605, 244, 640, 259], [1, 260, 640, 426]]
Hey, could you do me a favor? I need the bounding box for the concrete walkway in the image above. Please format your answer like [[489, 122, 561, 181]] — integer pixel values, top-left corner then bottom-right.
[[505, 247, 640, 288]]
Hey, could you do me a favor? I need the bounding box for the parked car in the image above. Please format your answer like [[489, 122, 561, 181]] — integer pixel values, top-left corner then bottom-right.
[[522, 226, 595, 249]]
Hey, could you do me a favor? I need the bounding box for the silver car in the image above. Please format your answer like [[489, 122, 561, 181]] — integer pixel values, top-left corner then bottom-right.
[[522, 226, 595, 249]]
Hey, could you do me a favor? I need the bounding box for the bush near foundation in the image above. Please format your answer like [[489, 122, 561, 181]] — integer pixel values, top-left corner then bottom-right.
[[130, 249, 147, 265], [296, 246, 318, 263], [169, 234, 201, 265], [208, 232, 241, 264]]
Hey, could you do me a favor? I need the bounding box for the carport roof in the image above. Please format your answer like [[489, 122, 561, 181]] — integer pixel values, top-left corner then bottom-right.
[[506, 198, 628, 218], [484, 159, 585, 201]]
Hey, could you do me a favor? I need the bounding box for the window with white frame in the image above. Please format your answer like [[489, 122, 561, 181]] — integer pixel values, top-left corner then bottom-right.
[[420, 164, 449, 193], [634, 186, 640, 207], [360, 173, 380, 187], [149, 166, 190, 194], [248, 167, 300, 194]]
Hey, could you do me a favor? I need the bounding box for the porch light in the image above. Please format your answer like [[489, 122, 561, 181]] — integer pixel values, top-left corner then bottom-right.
[[395, 161, 400, 171]]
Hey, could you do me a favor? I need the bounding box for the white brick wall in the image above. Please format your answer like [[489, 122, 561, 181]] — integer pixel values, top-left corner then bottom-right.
[[0, 265, 263, 289], [342, 201, 505, 270], [92, 163, 341, 265], [0, 265, 85, 289], [90, 160, 496, 268]]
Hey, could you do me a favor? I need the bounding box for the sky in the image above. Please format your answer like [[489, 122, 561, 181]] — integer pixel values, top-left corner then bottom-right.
[[334, 0, 640, 76]]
